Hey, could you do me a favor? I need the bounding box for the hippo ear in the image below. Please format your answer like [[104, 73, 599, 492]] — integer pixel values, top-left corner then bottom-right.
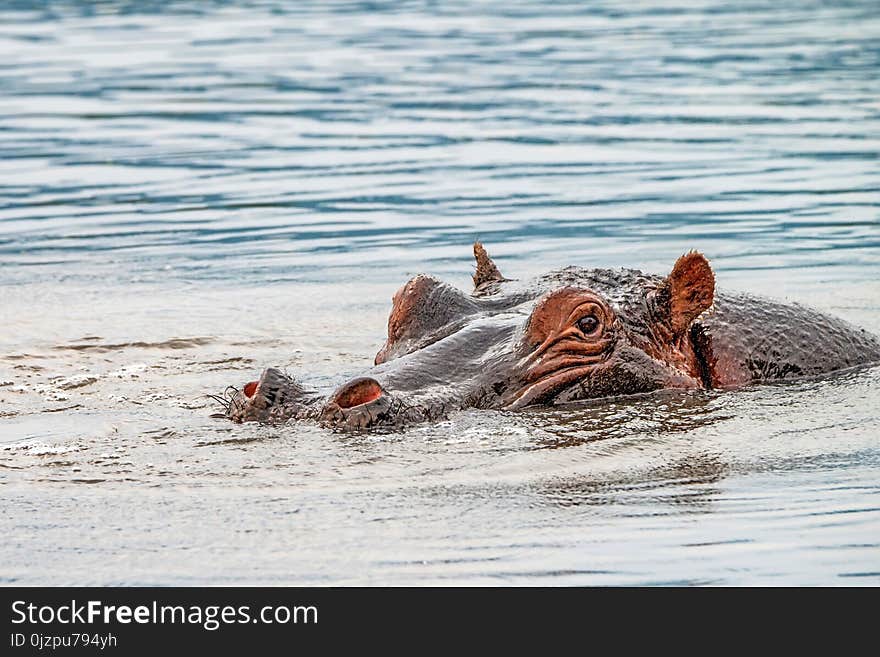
[[472, 241, 506, 290], [661, 251, 715, 335]]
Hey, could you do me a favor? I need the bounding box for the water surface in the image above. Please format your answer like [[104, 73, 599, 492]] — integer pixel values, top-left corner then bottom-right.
[[1, 0, 879, 585]]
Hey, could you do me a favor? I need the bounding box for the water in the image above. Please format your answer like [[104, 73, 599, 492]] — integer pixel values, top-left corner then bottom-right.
[[1, 0, 879, 585]]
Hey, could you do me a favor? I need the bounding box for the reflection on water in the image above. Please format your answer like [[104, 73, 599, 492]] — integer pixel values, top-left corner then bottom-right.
[[527, 389, 730, 449], [1, 0, 879, 585]]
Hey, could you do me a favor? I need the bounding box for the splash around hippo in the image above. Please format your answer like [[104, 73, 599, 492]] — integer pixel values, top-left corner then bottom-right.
[[215, 243, 880, 431]]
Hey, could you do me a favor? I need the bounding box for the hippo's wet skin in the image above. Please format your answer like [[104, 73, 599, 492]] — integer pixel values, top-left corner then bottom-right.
[[219, 244, 880, 431]]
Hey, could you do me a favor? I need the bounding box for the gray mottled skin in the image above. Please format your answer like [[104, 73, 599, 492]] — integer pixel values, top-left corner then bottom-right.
[[220, 254, 880, 431], [698, 293, 880, 384]]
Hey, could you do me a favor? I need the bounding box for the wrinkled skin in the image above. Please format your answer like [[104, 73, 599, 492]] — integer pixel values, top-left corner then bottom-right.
[[218, 244, 880, 431]]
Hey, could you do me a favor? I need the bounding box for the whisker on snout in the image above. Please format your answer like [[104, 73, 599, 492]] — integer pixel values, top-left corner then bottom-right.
[[206, 385, 243, 415]]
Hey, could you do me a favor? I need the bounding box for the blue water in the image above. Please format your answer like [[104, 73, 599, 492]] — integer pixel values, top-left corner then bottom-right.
[[1, 0, 879, 585]]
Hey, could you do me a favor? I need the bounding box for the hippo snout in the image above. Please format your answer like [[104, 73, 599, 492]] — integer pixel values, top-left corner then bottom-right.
[[330, 377, 385, 409], [320, 377, 398, 430]]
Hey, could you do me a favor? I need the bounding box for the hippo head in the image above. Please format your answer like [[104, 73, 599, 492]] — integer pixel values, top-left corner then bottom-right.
[[220, 243, 715, 431]]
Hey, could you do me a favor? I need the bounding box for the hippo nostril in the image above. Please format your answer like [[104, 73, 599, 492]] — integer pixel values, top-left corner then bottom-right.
[[332, 377, 384, 409]]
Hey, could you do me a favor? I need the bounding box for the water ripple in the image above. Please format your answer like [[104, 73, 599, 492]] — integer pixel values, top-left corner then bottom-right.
[[1, 0, 878, 285], [1, 0, 879, 586]]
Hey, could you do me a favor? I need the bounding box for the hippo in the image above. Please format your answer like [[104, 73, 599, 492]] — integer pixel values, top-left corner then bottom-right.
[[215, 243, 880, 431]]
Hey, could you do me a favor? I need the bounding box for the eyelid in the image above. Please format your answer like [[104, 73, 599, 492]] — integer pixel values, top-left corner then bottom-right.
[[564, 301, 603, 326]]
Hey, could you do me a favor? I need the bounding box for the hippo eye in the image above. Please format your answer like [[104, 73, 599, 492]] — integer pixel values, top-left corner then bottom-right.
[[576, 314, 601, 335]]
